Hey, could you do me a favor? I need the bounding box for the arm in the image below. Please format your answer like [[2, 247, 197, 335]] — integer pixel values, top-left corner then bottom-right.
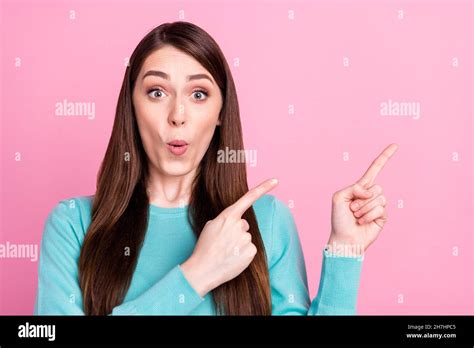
[[34, 200, 204, 315], [308, 248, 363, 315], [268, 198, 363, 315]]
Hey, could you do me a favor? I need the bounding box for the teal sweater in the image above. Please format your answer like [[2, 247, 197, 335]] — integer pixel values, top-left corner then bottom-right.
[[34, 194, 363, 315]]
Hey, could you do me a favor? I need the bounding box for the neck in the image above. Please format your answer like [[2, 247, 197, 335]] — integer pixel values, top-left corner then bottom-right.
[[146, 165, 196, 208]]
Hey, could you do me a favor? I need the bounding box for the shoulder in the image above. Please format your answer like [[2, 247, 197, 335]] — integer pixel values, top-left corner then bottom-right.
[[252, 194, 299, 264], [253, 194, 294, 228], [43, 195, 94, 246]]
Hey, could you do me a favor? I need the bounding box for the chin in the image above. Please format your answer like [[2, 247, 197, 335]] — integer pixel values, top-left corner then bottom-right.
[[159, 161, 195, 177]]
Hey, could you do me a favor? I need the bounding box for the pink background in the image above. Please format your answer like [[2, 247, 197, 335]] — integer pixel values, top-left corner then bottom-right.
[[1, 0, 472, 314]]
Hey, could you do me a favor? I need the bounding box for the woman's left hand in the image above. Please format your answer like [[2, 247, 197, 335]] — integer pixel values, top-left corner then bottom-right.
[[328, 144, 399, 255]]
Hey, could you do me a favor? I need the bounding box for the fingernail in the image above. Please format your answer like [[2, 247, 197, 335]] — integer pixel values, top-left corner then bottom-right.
[[352, 202, 359, 210], [271, 178, 278, 185]]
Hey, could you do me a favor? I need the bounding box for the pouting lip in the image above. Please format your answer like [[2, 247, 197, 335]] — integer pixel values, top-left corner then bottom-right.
[[167, 139, 188, 146]]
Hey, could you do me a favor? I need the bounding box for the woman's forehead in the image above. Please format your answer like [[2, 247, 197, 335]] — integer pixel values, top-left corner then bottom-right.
[[141, 46, 206, 77]]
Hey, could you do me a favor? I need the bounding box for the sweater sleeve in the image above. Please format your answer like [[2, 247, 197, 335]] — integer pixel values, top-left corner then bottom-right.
[[34, 200, 205, 315], [268, 198, 363, 315]]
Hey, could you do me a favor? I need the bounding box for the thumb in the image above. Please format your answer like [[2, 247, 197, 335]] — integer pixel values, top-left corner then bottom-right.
[[351, 183, 373, 200], [336, 183, 373, 201]]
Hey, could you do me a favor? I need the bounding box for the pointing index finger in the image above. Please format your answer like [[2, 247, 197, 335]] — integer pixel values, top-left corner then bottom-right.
[[225, 178, 279, 218], [358, 143, 399, 187]]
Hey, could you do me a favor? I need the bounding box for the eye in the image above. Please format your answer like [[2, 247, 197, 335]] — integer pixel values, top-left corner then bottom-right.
[[147, 88, 167, 99], [192, 89, 208, 101]]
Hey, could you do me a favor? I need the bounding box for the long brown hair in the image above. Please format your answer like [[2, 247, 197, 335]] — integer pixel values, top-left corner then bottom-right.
[[78, 21, 272, 315]]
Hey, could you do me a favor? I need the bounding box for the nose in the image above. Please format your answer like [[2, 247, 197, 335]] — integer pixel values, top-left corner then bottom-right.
[[168, 102, 186, 127]]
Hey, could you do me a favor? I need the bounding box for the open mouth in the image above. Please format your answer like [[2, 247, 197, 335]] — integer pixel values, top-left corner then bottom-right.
[[166, 140, 188, 156]]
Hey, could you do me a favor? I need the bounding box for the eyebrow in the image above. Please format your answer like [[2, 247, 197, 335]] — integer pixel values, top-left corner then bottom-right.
[[142, 70, 214, 85]]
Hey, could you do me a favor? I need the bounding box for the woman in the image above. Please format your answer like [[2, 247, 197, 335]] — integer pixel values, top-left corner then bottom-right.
[[34, 21, 397, 315]]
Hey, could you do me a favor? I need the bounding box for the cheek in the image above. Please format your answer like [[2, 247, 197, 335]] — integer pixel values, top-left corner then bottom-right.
[[133, 97, 165, 151], [193, 98, 221, 127], [191, 110, 219, 151]]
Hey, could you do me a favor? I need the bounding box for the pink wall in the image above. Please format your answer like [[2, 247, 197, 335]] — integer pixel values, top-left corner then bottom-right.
[[1, 0, 472, 314]]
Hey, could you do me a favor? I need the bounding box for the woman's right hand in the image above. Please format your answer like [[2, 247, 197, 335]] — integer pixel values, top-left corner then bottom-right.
[[180, 178, 278, 297]]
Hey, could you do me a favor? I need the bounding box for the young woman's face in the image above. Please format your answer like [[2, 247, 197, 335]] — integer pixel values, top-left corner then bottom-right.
[[133, 45, 223, 177]]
